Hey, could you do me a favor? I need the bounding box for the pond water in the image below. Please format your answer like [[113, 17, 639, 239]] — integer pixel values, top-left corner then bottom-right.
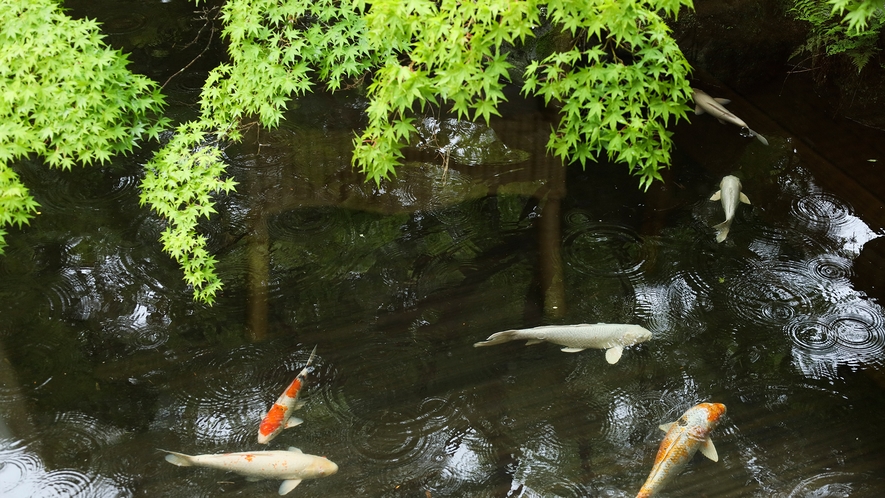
[[3, 3, 885, 497]]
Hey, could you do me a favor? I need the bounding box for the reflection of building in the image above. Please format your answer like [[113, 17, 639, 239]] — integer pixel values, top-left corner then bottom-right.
[[231, 97, 570, 338]]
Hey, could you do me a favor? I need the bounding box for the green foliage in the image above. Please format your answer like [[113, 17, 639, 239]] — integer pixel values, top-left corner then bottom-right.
[[829, 0, 885, 33], [521, 0, 694, 191], [0, 0, 168, 254], [148, 0, 695, 300], [139, 122, 236, 303], [140, 0, 376, 303], [354, 0, 694, 190], [790, 0, 884, 73], [353, 0, 543, 183]]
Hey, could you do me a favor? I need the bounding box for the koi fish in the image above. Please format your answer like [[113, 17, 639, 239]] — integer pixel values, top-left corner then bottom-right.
[[258, 346, 317, 444], [473, 323, 652, 364], [636, 402, 727, 497], [692, 88, 768, 145], [709, 175, 751, 243], [161, 447, 338, 495]]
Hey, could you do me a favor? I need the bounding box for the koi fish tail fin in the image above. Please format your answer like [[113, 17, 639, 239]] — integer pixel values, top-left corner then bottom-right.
[[749, 129, 769, 146], [161, 450, 194, 467], [305, 345, 318, 367], [474, 330, 518, 347], [713, 219, 732, 243]]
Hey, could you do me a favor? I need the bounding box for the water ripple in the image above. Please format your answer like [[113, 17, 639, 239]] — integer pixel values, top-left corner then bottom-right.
[[32, 169, 141, 214], [267, 207, 334, 238], [163, 70, 207, 96], [786, 318, 838, 352], [634, 277, 705, 342], [344, 395, 461, 494], [37, 412, 128, 460], [831, 305, 885, 355], [807, 254, 853, 281], [790, 192, 854, 232], [0, 442, 124, 497], [33, 469, 94, 497], [103, 14, 147, 35], [349, 409, 430, 463], [788, 300, 885, 378], [787, 471, 856, 498], [723, 259, 817, 327], [562, 221, 651, 280]]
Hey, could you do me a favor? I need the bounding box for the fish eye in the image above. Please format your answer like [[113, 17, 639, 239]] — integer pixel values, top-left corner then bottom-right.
[[677, 417, 688, 427]]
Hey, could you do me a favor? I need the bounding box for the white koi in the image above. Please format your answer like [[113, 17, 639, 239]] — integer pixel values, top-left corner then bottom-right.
[[709, 175, 751, 243], [474, 323, 652, 364], [692, 88, 769, 145], [258, 346, 316, 444], [162, 447, 338, 495]]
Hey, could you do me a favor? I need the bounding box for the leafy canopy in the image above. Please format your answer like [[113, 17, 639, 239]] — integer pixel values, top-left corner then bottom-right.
[[4, 0, 884, 304], [141, 0, 695, 302], [791, 0, 884, 72], [0, 0, 168, 254], [828, 0, 885, 33]]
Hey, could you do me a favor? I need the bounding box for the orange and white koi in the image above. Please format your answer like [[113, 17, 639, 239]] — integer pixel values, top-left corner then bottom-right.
[[161, 447, 338, 495], [636, 402, 727, 497], [258, 346, 317, 444]]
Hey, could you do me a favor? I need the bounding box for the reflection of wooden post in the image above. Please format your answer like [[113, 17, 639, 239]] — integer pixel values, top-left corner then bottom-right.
[[539, 164, 566, 319], [245, 219, 269, 341], [0, 341, 34, 440], [244, 129, 269, 342]]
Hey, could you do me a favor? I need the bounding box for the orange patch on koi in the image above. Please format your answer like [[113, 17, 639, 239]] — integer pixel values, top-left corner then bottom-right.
[[285, 378, 303, 398], [259, 404, 287, 435]]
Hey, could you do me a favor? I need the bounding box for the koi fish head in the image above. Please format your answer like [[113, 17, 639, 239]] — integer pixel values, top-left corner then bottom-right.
[[623, 326, 653, 345], [308, 456, 339, 477], [682, 402, 726, 433]]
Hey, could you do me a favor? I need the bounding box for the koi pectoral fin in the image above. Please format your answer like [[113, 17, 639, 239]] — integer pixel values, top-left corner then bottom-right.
[[605, 346, 624, 364], [285, 417, 303, 429], [710, 190, 722, 201], [699, 436, 719, 462], [279, 479, 303, 495], [739, 192, 751, 204], [560, 347, 586, 353]]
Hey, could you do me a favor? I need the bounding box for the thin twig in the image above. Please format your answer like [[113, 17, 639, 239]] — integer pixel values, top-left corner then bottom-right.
[[161, 7, 220, 90]]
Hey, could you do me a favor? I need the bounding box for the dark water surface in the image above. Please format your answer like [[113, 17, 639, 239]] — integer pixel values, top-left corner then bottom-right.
[[3, 2, 885, 497]]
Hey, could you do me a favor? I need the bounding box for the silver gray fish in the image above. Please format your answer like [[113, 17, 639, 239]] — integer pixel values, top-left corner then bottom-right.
[[692, 88, 768, 145], [709, 175, 751, 243], [474, 323, 652, 364]]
